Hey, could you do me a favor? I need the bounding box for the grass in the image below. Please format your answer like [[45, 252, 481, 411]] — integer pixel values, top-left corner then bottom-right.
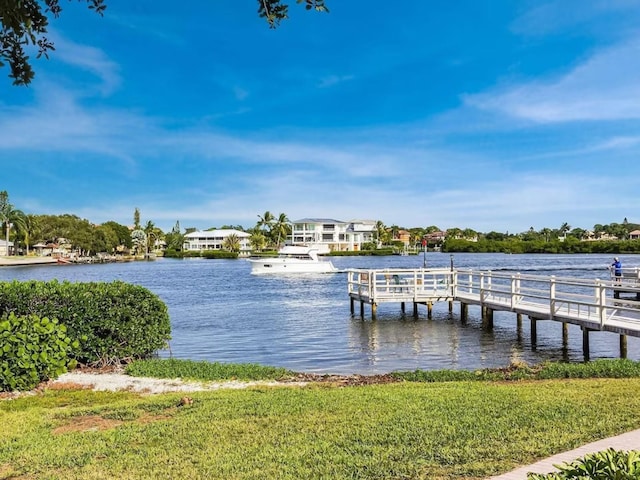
[[392, 358, 640, 382], [3, 361, 640, 478], [125, 358, 640, 383], [125, 359, 293, 381]]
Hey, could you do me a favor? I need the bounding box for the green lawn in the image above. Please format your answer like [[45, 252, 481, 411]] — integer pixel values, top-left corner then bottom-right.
[[2, 378, 640, 479]]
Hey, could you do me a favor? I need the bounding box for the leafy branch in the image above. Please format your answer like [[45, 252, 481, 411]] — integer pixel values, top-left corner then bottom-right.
[[0, 1, 328, 86], [0, 0, 105, 85], [258, 0, 329, 29]]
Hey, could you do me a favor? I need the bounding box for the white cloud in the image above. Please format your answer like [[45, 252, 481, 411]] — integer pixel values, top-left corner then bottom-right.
[[233, 86, 249, 100], [52, 35, 121, 96], [317, 74, 354, 88], [510, 0, 640, 36], [464, 39, 640, 123]]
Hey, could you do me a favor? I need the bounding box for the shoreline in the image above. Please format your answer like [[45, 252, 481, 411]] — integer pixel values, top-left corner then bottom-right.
[[0, 257, 58, 267]]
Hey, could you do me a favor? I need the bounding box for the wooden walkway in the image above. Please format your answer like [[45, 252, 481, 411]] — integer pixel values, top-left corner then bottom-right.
[[347, 268, 640, 358]]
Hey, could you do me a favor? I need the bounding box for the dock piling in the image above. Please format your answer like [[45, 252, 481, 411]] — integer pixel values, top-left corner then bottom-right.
[[620, 334, 628, 358], [530, 317, 538, 346], [460, 302, 468, 323], [582, 327, 591, 361], [482, 308, 494, 329], [346, 266, 640, 361]]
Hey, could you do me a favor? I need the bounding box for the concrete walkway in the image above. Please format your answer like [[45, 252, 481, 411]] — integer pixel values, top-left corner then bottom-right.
[[0, 256, 57, 266], [488, 428, 640, 479]]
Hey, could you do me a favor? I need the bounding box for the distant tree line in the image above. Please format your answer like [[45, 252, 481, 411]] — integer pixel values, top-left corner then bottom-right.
[[2, 190, 639, 256], [441, 219, 640, 254], [442, 238, 640, 254]]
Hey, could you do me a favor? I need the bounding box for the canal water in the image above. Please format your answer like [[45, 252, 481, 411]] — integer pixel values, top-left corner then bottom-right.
[[1, 252, 639, 375]]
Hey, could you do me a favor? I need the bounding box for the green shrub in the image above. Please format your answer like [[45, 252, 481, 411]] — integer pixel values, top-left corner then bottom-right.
[[182, 250, 238, 259], [0, 280, 171, 367], [201, 250, 238, 259], [163, 248, 184, 258], [528, 448, 640, 479], [0, 312, 78, 391], [329, 248, 396, 256]]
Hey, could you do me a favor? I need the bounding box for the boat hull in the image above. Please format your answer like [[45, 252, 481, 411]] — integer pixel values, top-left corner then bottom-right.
[[249, 258, 336, 274]]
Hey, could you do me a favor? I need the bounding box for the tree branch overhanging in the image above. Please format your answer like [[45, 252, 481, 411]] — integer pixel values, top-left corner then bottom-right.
[[0, 0, 327, 86]]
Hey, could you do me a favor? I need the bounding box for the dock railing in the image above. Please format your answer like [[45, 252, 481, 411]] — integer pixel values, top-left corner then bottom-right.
[[348, 268, 640, 333], [455, 269, 640, 329], [610, 267, 640, 284], [347, 268, 453, 304]]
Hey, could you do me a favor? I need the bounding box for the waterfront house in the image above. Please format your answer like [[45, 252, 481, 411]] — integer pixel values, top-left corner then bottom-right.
[[394, 229, 412, 247], [183, 229, 251, 256], [0, 239, 13, 256], [630, 230, 640, 240], [423, 231, 447, 244], [288, 218, 376, 252], [33, 242, 47, 256]]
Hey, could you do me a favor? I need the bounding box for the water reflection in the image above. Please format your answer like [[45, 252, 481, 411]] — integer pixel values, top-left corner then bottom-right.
[[1, 253, 640, 374]]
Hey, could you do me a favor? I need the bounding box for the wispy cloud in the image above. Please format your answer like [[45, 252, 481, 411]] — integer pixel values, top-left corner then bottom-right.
[[233, 86, 249, 100], [317, 74, 354, 88], [0, 82, 148, 170], [464, 39, 640, 123], [6, 2, 640, 234], [51, 34, 121, 95], [511, 0, 640, 37]]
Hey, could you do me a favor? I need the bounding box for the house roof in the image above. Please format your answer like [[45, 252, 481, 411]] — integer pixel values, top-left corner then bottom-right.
[[629, 230, 640, 235], [291, 218, 346, 224], [347, 219, 378, 224], [184, 229, 250, 239]]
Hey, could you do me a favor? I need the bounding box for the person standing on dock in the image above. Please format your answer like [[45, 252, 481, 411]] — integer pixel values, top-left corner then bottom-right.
[[611, 257, 622, 284]]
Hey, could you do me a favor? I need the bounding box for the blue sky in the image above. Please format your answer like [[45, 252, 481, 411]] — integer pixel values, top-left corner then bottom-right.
[[2, 0, 640, 233]]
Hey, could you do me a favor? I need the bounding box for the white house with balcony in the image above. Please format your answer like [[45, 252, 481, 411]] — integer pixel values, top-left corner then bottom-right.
[[288, 218, 377, 253], [183, 229, 251, 256], [0, 239, 13, 256]]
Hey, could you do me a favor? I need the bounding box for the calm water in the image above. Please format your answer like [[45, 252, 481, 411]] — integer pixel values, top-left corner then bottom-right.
[[1, 252, 639, 375]]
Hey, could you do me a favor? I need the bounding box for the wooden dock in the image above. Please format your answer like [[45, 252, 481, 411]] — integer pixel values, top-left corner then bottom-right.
[[347, 268, 640, 359]]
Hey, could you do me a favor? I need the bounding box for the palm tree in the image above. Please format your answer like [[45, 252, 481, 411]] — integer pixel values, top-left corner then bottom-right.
[[0, 191, 26, 256], [408, 229, 423, 249], [272, 213, 290, 247], [389, 225, 400, 240], [16, 214, 39, 255], [257, 211, 275, 233], [222, 233, 240, 253], [374, 220, 386, 247], [559, 222, 570, 240], [540, 227, 552, 242], [593, 224, 604, 239], [143, 221, 163, 254], [249, 231, 267, 252], [446, 227, 462, 240]]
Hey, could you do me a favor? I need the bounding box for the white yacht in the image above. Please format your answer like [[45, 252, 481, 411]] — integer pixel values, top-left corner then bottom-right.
[[249, 246, 337, 274]]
